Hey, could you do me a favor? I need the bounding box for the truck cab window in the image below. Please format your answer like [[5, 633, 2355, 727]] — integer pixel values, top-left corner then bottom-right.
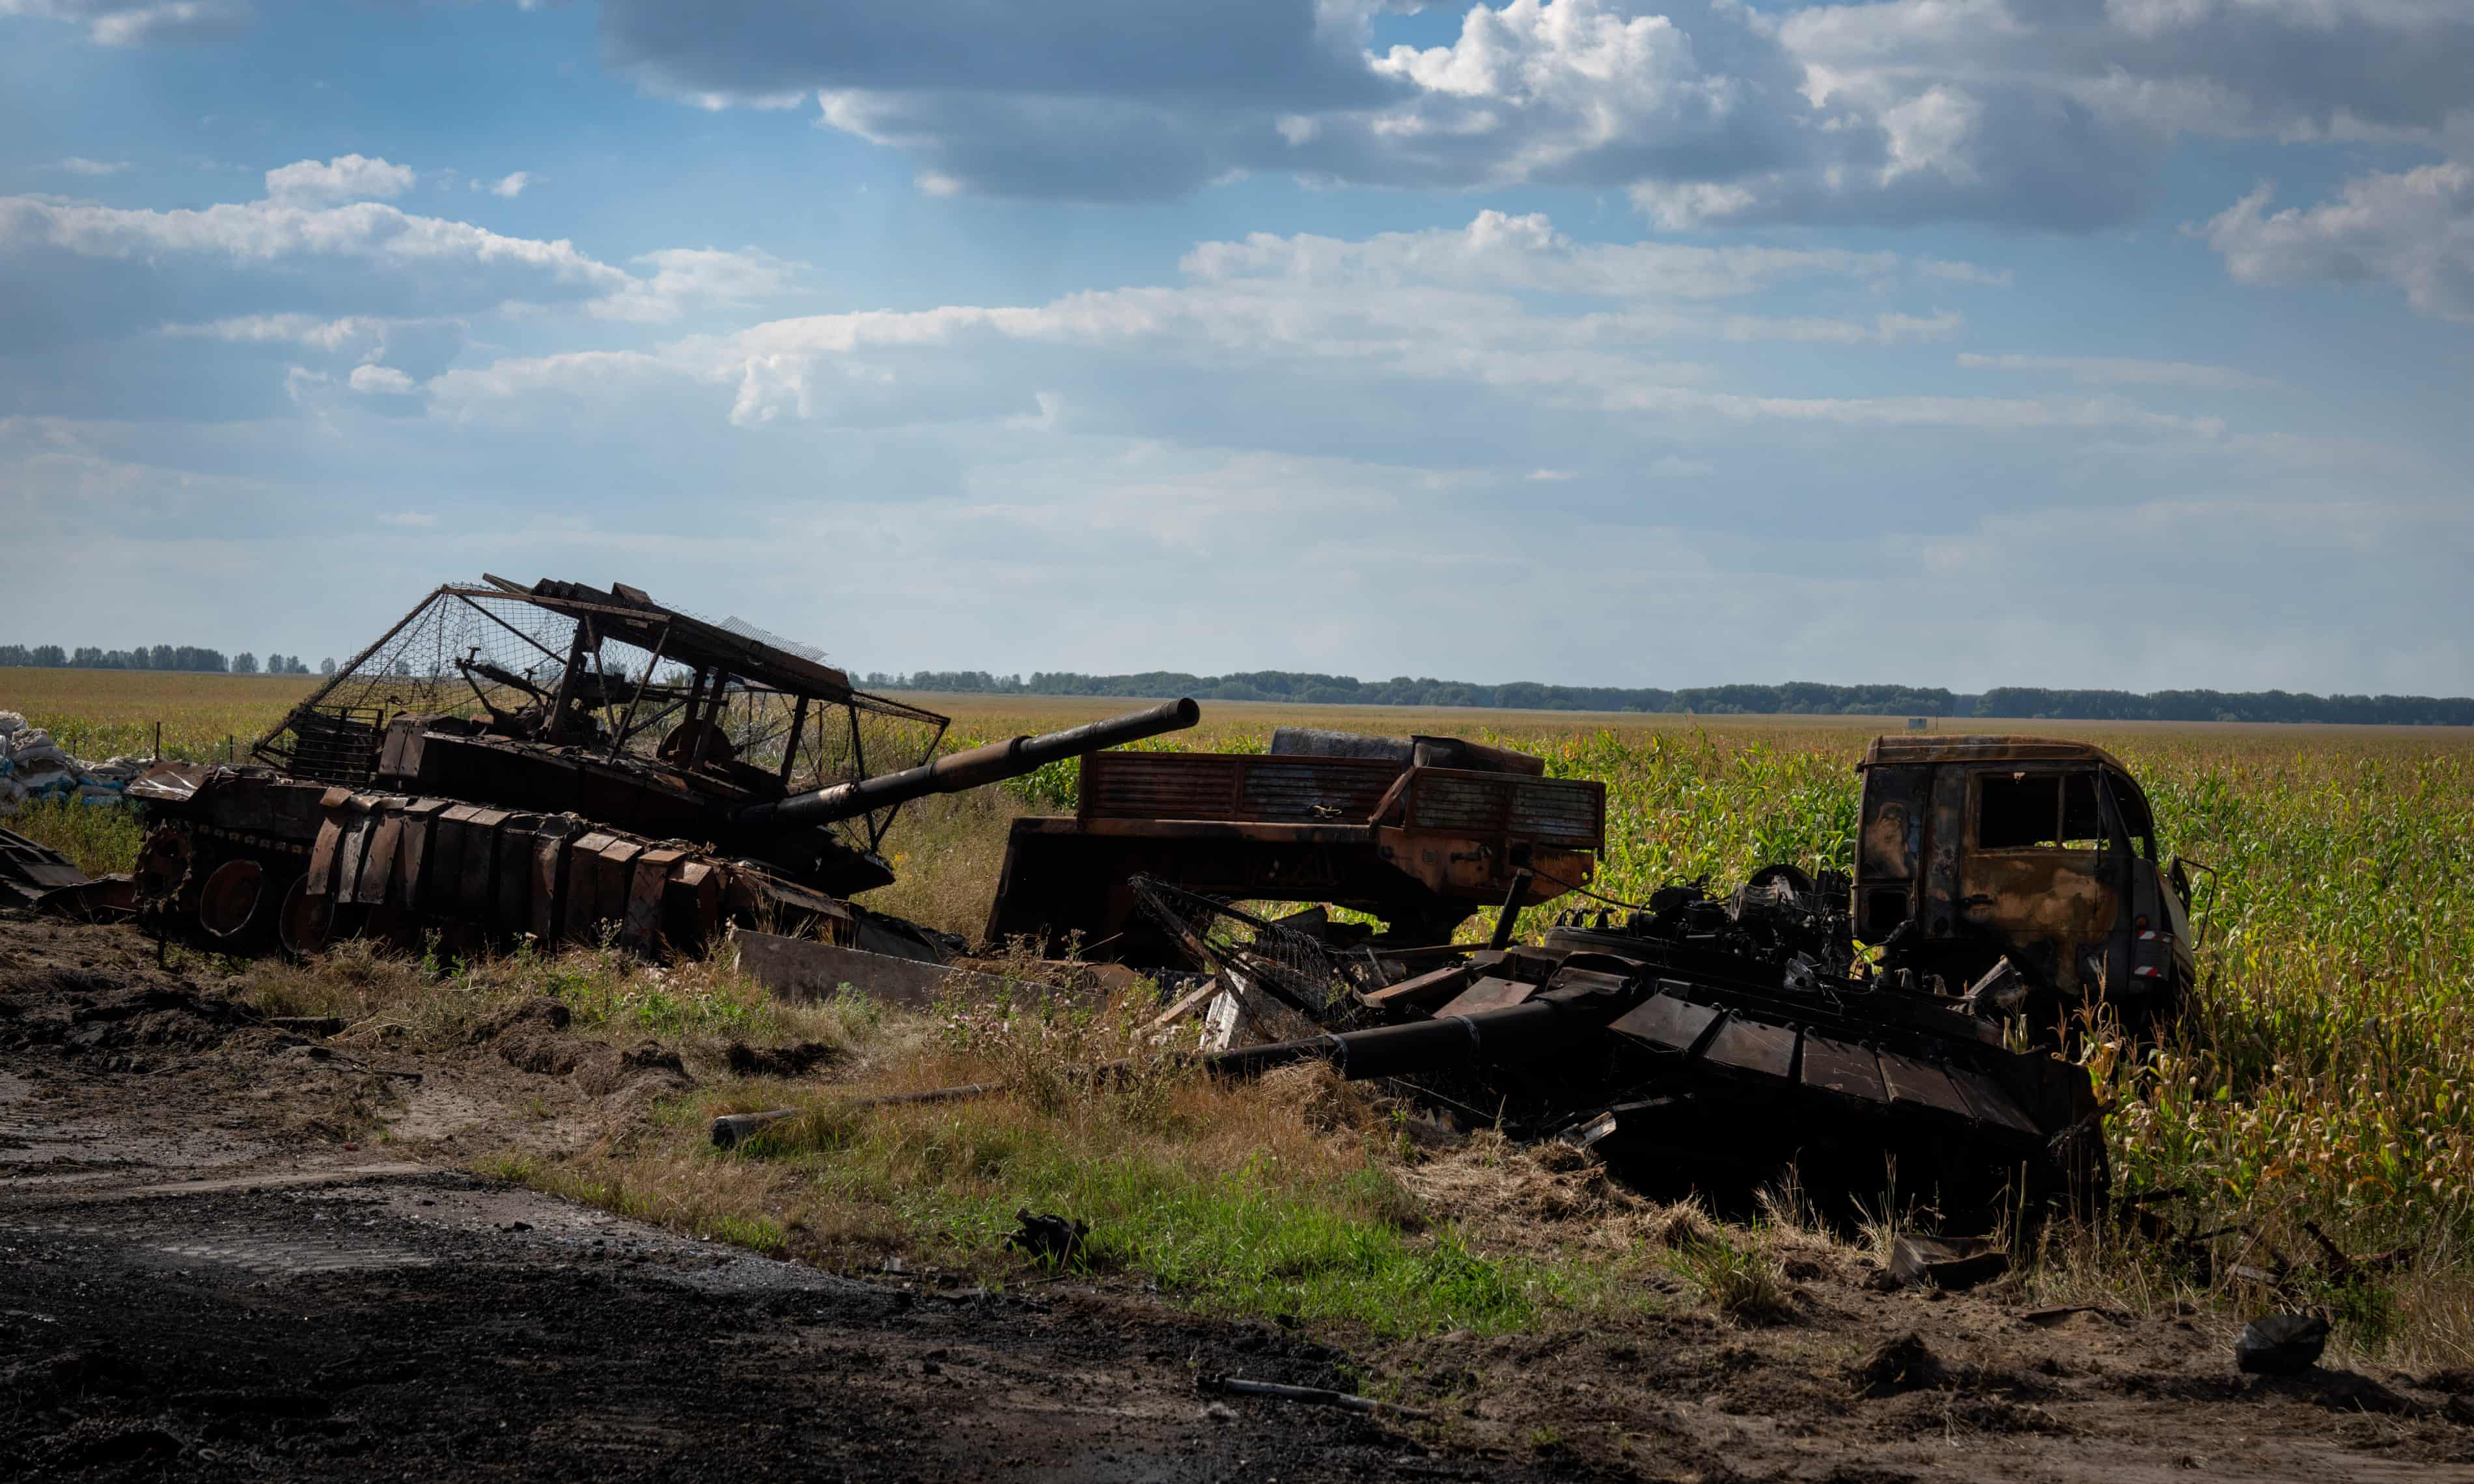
[[2059, 773, 2105, 849], [2107, 770, 2158, 860], [1977, 772, 2061, 849]]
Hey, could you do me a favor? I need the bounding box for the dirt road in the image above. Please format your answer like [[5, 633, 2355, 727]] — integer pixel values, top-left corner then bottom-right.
[[9, 913, 2474, 1481]]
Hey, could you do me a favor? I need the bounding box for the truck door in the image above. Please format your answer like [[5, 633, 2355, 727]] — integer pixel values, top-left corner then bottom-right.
[[1853, 764, 1928, 943], [1954, 765, 2123, 1002]]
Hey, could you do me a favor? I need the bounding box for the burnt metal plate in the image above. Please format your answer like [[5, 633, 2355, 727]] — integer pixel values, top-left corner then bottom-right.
[[1703, 1015, 1798, 1079], [1942, 1064, 2046, 1139], [1878, 1054, 1977, 1121], [1436, 976, 1538, 1017], [1800, 1036, 1889, 1105], [1609, 993, 1719, 1054]]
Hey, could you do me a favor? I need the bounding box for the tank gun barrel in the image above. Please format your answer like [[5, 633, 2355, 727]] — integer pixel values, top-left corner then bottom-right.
[[743, 697, 1201, 831]]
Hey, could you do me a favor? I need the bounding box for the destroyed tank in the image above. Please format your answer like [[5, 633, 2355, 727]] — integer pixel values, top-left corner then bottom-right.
[[122, 577, 1199, 961], [1140, 863, 2106, 1217]]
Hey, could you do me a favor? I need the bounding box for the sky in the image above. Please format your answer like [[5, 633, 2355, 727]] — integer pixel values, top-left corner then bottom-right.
[[1, 0, 2469, 696]]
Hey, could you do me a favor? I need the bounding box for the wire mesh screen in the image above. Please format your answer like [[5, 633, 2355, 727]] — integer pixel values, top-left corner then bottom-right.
[[252, 584, 948, 851], [1128, 874, 1376, 1023]]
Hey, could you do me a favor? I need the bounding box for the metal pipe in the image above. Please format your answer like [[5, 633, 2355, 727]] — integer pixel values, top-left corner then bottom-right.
[[741, 698, 1201, 831], [1488, 867, 1535, 951]]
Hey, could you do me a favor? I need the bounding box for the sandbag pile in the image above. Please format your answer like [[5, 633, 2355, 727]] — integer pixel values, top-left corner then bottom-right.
[[0, 711, 148, 817]]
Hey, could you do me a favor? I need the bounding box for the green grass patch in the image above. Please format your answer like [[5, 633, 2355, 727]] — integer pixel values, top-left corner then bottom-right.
[[7, 797, 146, 877]]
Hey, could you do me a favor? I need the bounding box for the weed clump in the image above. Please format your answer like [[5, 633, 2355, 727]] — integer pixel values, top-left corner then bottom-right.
[[1667, 1232, 1795, 1324]]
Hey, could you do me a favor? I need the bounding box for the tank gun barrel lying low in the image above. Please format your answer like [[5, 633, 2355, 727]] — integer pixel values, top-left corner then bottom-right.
[[1201, 968, 1642, 1082], [738, 697, 1202, 831]]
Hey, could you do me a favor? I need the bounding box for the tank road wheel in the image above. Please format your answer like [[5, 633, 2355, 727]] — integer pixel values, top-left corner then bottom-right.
[[196, 858, 266, 941], [277, 875, 333, 959], [133, 825, 197, 907]]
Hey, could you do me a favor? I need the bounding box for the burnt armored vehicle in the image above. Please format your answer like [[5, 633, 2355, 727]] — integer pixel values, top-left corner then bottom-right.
[[124, 577, 1197, 959], [1853, 734, 2197, 1039], [986, 726, 1606, 963], [1131, 863, 2106, 1214]]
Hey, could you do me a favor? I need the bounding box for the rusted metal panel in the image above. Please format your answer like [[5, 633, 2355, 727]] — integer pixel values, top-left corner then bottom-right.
[[734, 932, 995, 1008], [489, 812, 538, 929], [530, 818, 577, 944], [428, 805, 473, 902], [594, 838, 643, 936], [354, 808, 404, 907], [396, 798, 448, 911], [458, 808, 511, 918], [333, 802, 377, 909], [305, 814, 344, 899], [1079, 752, 1400, 824], [1362, 962, 1472, 1012], [625, 847, 685, 952], [564, 831, 618, 943], [1398, 769, 1604, 852], [669, 859, 721, 949], [1508, 777, 1605, 850], [1079, 752, 1241, 819]]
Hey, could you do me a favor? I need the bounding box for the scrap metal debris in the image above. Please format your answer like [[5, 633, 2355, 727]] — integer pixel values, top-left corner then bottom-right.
[[1002, 1210, 1089, 1269], [1197, 1375, 1436, 1420], [2235, 1314, 2331, 1376], [1887, 1235, 2009, 1291]]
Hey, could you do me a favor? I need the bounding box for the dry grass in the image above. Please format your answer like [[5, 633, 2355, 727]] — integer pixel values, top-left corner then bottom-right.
[[244, 933, 872, 1069]]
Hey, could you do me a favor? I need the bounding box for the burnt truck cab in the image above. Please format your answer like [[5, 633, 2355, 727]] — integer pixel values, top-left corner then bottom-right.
[[1854, 735, 2195, 1037]]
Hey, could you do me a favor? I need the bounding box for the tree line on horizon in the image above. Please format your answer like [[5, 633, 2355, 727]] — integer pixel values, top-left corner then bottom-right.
[[0, 644, 335, 676], [859, 669, 2474, 728]]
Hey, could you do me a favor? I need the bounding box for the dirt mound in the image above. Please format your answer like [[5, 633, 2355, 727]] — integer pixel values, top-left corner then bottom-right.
[[1852, 1332, 1944, 1398], [725, 1041, 841, 1079], [477, 998, 690, 1100], [0, 978, 255, 1067]]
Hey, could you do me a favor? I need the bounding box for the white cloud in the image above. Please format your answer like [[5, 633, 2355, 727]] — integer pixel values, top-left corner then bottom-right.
[[263, 154, 417, 206], [49, 158, 132, 176], [417, 212, 2223, 452], [477, 171, 533, 199], [2201, 163, 2474, 323], [0, 193, 632, 292], [160, 312, 386, 350], [1957, 352, 2277, 389], [1178, 210, 1999, 300], [1, 0, 250, 47], [592, 245, 803, 322], [346, 363, 416, 394]]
